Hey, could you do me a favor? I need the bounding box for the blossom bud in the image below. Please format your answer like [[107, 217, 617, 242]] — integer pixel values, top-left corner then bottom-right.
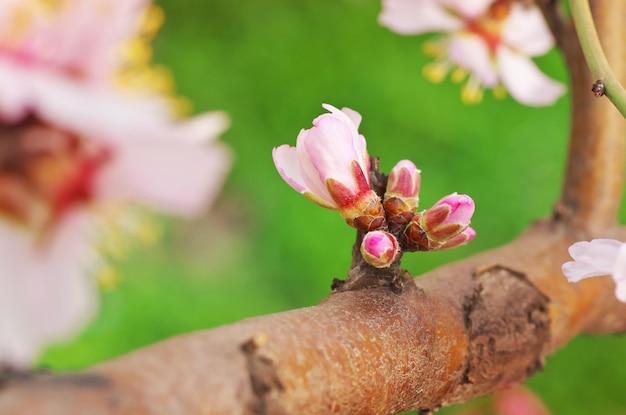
[[383, 160, 421, 226], [384, 160, 421, 207], [360, 230, 400, 268], [437, 227, 476, 250], [419, 193, 474, 243]]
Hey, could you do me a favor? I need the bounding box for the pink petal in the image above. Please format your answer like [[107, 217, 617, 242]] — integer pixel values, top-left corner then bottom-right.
[[272, 145, 308, 194], [493, 386, 551, 415], [0, 212, 98, 367], [501, 3, 555, 56], [386, 159, 421, 199], [301, 115, 365, 193], [0, 63, 31, 122], [379, 0, 462, 34], [360, 230, 400, 268], [615, 280, 626, 303], [337, 106, 362, 130], [98, 139, 231, 217], [562, 239, 622, 282], [294, 128, 337, 205], [497, 47, 566, 106], [612, 244, 626, 302], [448, 35, 499, 87], [0, 0, 149, 82], [320, 104, 368, 172], [446, 0, 493, 19], [175, 111, 231, 144]]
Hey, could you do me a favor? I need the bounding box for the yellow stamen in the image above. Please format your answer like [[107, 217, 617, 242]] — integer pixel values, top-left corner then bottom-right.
[[96, 203, 162, 260], [140, 5, 165, 40], [450, 67, 468, 84], [493, 84, 507, 100], [97, 266, 120, 292], [422, 61, 450, 84], [461, 78, 484, 104], [422, 40, 446, 59], [37, 0, 60, 12], [114, 5, 190, 115]]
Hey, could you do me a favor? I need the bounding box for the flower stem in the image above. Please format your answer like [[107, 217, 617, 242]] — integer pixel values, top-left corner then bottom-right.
[[569, 0, 626, 117]]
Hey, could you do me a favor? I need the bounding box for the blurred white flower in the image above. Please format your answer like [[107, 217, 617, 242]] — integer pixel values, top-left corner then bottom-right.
[[562, 239, 626, 303], [0, 0, 231, 367], [379, 0, 566, 106]]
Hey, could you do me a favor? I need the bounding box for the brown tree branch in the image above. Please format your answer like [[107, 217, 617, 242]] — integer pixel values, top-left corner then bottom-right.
[[551, 0, 626, 232], [1, 220, 626, 415]]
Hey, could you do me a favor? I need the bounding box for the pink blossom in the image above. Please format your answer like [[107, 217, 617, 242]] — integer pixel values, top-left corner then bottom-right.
[[360, 230, 400, 268], [562, 239, 626, 302], [273, 104, 385, 230], [0, 0, 148, 84], [0, 213, 98, 367], [0, 0, 231, 367], [379, 0, 566, 106]]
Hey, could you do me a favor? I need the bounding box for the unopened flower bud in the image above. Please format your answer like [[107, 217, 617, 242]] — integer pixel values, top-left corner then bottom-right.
[[420, 193, 474, 243], [360, 230, 400, 268], [383, 160, 421, 227], [384, 160, 421, 207]]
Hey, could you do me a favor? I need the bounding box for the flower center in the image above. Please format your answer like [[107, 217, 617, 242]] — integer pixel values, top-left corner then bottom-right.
[[464, 0, 511, 53], [0, 117, 111, 231]]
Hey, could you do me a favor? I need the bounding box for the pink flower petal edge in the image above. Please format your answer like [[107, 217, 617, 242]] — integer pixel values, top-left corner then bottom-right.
[[562, 239, 626, 303]]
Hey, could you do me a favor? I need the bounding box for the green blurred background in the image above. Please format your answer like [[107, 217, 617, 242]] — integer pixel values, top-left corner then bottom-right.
[[41, 0, 626, 414]]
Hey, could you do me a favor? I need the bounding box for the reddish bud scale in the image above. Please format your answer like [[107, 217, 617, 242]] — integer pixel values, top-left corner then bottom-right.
[[425, 223, 464, 242], [420, 204, 450, 231], [400, 217, 430, 252], [352, 214, 386, 232], [383, 197, 415, 227], [340, 188, 386, 232]]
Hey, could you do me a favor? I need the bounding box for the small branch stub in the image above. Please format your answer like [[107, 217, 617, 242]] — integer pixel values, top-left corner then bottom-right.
[[591, 79, 606, 97]]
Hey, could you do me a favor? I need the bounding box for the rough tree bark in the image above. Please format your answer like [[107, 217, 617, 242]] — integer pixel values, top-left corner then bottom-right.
[[0, 1, 625, 414]]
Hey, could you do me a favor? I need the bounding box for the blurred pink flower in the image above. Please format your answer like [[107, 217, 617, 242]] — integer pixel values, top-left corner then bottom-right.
[[492, 386, 551, 415], [273, 104, 385, 231], [562, 239, 626, 302], [453, 386, 551, 415], [0, 0, 231, 367], [379, 0, 566, 106]]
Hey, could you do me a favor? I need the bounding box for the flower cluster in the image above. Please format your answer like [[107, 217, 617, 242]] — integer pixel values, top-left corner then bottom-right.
[[562, 239, 626, 302], [0, 0, 231, 367], [273, 104, 475, 268], [379, 0, 566, 106]]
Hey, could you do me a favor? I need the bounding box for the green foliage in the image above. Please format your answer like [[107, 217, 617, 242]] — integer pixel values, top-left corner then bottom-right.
[[41, 0, 626, 413]]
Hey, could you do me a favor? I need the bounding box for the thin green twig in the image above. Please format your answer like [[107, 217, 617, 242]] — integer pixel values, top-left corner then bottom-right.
[[569, 0, 626, 118]]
